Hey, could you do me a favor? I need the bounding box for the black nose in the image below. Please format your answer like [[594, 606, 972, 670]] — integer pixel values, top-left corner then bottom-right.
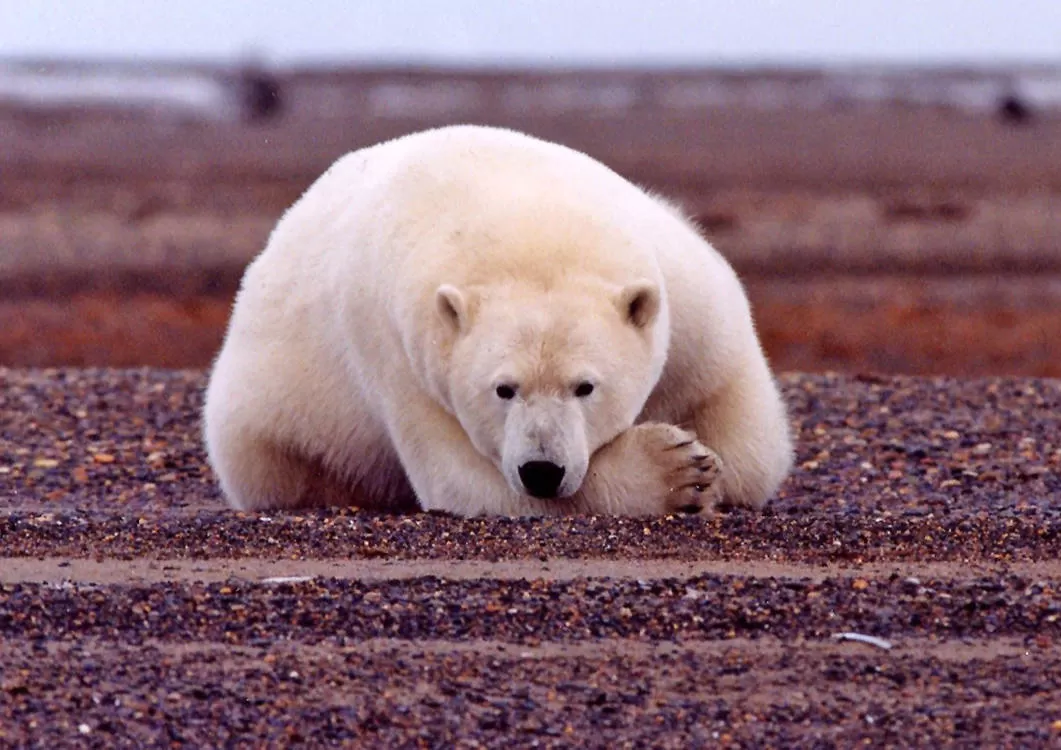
[[518, 461, 566, 499]]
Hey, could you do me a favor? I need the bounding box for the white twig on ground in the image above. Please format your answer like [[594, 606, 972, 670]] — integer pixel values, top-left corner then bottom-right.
[[831, 632, 894, 650]]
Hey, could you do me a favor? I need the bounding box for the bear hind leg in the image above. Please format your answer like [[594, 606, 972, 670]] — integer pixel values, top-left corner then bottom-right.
[[210, 434, 415, 513]]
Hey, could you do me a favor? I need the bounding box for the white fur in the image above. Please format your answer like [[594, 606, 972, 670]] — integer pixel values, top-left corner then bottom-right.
[[203, 125, 793, 517]]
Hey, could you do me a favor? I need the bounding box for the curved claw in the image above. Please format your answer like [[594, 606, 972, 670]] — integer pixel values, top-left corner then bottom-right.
[[664, 439, 695, 451]]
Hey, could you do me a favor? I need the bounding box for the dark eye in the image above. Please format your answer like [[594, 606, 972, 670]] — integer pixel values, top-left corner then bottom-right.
[[495, 384, 517, 400], [574, 381, 595, 398]]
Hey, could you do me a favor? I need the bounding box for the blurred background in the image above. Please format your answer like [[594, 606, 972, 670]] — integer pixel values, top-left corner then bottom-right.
[[1, 0, 1059, 375]]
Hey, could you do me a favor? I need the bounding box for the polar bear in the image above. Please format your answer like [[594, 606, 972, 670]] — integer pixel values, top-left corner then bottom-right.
[[203, 125, 793, 517]]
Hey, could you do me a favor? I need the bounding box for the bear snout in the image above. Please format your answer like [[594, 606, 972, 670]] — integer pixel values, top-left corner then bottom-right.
[[518, 461, 566, 499]]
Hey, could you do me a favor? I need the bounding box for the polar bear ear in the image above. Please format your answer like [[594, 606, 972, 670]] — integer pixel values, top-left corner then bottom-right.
[[618, 280, 660, 329], [436, 284, 470, 333]]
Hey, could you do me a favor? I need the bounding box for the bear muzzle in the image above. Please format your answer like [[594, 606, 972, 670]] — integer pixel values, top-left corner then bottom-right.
[[518, 461, 567, 499]]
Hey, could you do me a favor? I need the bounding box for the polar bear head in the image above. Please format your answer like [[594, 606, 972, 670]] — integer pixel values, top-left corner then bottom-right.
[[435, 277, 669, 500]]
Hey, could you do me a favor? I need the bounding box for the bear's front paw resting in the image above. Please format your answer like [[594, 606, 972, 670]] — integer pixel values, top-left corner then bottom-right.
[[626, 423, 724, 515]]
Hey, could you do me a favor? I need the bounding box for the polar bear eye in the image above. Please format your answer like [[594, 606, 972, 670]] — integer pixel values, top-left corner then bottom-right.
[[495, 384, 517, 400], [574, 381, 595, 398]]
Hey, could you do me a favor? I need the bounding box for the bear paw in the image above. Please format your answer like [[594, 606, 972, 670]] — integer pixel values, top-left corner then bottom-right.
[[590, 422, 724, 516], [645, 423, 724, 515]]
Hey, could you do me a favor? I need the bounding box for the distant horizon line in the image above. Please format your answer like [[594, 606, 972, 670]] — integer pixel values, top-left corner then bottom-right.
[[2, 55, 1060, 74]]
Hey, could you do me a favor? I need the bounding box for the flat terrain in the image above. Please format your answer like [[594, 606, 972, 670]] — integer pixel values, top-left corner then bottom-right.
[[2, 66, 1060, 747], [3, 199, 1060, 376], [1, 368, 1059, 747], [3, 67, 1061, 375]]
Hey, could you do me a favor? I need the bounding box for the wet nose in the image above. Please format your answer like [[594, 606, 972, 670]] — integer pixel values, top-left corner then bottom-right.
[[518, 461, 566, 499]]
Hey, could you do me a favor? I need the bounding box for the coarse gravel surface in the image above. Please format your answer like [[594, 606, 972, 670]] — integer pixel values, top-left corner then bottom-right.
[[1, 368, 1060, 747]]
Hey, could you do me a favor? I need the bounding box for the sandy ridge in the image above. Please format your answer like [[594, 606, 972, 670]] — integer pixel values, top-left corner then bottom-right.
[[3, 556, 1061, 585], [0, 634, 1045, 664]]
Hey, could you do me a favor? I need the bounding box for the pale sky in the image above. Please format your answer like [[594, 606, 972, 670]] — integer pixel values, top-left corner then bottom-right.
[[1, 0, 1060, 66]]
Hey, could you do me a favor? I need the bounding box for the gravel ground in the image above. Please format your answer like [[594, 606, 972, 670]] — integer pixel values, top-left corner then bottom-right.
[[1, 368, 1060, 747]]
